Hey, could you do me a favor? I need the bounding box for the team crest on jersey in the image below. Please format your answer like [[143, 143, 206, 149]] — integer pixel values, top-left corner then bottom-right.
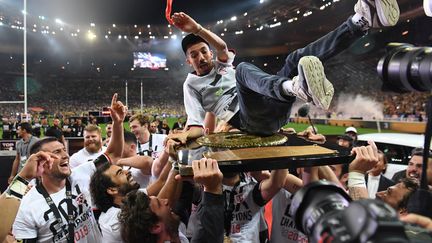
[[234, 193, 244, 204], [75, 193, 85, 205]]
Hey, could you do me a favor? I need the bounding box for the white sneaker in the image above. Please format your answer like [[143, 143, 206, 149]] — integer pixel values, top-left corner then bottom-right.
[[425, 0, 432, 17], [292, 56, 334, 110], [354, 0, 400, 28]]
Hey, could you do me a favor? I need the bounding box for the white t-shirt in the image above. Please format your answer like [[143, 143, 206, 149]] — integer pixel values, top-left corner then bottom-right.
[[134, 134, 166, 188], [222, 174, 266, 243], [13, 171, 102, 242], [183, 51, 239, 127], [70, 147, 106, 168], [70, 160, 98, 199], [99, 207, 123, 243], [136, 133, 166, 157], [367, 174, 381, 199], [271, 189, 308, 243]]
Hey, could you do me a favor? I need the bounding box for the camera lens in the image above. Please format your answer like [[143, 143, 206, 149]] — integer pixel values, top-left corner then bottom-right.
[[377, 43, 432, 93], [289, 181, 351, 237]]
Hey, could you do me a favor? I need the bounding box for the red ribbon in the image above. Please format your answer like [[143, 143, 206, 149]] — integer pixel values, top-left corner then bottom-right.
[[165, 0, 174, 25]]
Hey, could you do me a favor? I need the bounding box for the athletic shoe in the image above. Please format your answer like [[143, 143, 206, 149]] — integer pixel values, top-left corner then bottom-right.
[[291, 56, 334, 110], [354, 0, 400, 28]]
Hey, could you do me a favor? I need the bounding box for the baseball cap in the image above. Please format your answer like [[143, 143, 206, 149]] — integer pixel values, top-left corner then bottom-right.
[[345, 126, 358, 134], [181, 34, 209, 54]]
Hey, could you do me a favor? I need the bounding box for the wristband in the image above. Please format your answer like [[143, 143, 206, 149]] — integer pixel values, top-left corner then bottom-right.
[[193, 24, 203, 35], [6, 175, 29, 199], [348, 171, 366, 188]]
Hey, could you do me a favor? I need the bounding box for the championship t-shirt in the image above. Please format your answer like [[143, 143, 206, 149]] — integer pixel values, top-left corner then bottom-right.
[[270, 189, 308, 243], [99, 207, 123, 243], [13, 172, 102, 242], [222, 174, 266, 243]]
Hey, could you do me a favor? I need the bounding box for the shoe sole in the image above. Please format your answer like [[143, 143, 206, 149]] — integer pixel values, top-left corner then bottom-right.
[[299, 56, 334, 110], [375, 0, 400, 26]]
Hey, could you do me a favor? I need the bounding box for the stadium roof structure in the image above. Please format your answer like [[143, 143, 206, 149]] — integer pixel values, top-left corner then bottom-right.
[[0, 0, 426, 56]]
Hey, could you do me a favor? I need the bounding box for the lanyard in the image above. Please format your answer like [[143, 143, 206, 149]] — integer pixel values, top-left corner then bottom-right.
[[223, 174, 244, 237], [36, 179, 75, 243], [137, 133, 153, 156]]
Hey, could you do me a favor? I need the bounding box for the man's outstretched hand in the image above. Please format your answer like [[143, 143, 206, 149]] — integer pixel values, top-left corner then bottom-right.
[[192, 158, 223, 195], [19, 151, 58, 181], [171, 12, 201, 34], [349, 140, 379, 174], [110, 93, 127, 123]]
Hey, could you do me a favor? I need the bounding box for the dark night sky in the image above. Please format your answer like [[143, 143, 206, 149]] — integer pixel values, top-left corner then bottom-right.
[[19, 0, 257, 25]]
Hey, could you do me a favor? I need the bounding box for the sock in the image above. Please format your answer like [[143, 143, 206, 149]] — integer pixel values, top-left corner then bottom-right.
[[351, 13, 370, 31], [281, 80, 294, 96]]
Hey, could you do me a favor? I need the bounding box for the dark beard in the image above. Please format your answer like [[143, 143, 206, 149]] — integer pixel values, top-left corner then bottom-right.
[[118, 181, 140, 195], [165, 214, 181, 239]]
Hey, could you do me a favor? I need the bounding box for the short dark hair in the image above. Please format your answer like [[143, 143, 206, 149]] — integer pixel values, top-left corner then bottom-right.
[[19, 122, 32, 134], [29, 137, 59, 155], [337, 134, 353, 148], [90, 163, 115, 213], [411, 147, 432, 159], [341, 163, 349, 176], [181, 34, 209, 54], [119, 190, 159, 243], [124, 131, 136, 145], [398, 177, 419, 210]]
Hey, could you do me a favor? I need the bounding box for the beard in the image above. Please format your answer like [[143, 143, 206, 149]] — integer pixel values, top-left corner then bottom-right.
[[51, 167, 71, 180], [118, 180, 140, 195], [85, 140, 102, 153], [166, 216, 180, 239]]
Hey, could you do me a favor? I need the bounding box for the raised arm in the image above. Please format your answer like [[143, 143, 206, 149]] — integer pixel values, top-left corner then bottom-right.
[[260, 169, 288, 202], [283, 173, 303, 194], [172, 12, 229, 62], [105, 93, 127, 162], [191, 158, 224, 243], [348, 141, 379, 200], [0, 151, 56, 242], [117, 155, 153, 175], [8, 152, 20, 184], [151, 139, 176, 177], [204, 112, 216, 134], [166, 126, 204, 145]]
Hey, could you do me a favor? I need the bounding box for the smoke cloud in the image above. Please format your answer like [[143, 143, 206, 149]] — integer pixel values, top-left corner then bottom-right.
[[334, 93, 384, 120], [290, 93, 384, 120]]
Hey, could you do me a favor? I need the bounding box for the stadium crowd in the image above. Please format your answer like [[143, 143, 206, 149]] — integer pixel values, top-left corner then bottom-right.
[[1, 53, 428, 121]]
